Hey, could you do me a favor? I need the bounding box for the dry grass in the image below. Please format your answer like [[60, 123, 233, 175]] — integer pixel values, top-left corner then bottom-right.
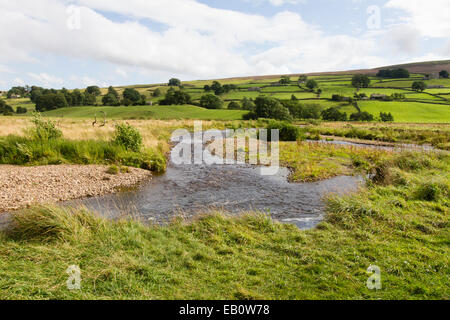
[[0, 118, 229, 151]]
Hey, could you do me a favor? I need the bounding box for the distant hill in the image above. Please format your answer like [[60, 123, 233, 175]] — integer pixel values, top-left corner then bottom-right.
[[207, 60, 450, 82]]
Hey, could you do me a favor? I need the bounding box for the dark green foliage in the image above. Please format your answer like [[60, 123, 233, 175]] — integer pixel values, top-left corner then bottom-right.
[[439, 70, 449, 78], [380, 112, 394, 122], [122, 88, 143, 105], [200, 94, 223, 109], [282, 101, 321, 119], [241, 97, 255, 111], [242, 111, 258, 120], [168, 78, 181, 86], [16, 106, 28, 114], [376, 68, 410, 78], [279, 76, 290, 85], [351, 74, 371, 89], [254, 96, 291, 121], [305, 80, 318, 91], [412, 81, 427, 92], [108, 86, 120, 99], [102, 93, 120, 106], [83, 92, 97, 106], [321, 107, 347, 121], [160, 89, 192, 105], [265, 121, 301, 141], [228, 101, 241, 110], [350, 111, 374, 122], [153, 88, 162, 97], [0, 99, 14, 115], [113, 123, 143, 152], [86, 86, 101, 96], [35, 93, 69, 112], [7, 86, 28, 98]]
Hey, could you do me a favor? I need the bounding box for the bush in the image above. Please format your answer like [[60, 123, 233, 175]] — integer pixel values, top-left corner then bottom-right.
[[321, 107, 347, 121], [350, 112, 374, 122], [16, 106, 28, 114], [254, 97, 291, 121], [0, 99, 14, 115], [228, 101, 241, 110], [113, 123, 143, 152], [265, 121, 301, 141], [380, 112, 394, 122], [30, 112, 62, 140], [199, 94, 223, 109], [243, 111, 258, 120]]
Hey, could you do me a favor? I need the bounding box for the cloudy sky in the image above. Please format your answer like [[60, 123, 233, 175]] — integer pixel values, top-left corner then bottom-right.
[[0, 0, 449, 89]]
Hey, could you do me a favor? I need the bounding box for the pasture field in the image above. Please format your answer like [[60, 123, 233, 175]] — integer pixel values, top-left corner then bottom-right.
[[40, 105, 248, 121], [2, 71, 450, 123]]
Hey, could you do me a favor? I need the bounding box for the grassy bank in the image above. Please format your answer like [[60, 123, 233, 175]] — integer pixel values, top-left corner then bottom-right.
[[299, 122, 450, 150], [0, 150, 448, 300], [279, 141, 392, 182], [0, 115, 168, 172]]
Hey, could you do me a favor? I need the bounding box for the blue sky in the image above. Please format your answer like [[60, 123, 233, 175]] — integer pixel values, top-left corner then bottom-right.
[[0, 0, 449, 90]]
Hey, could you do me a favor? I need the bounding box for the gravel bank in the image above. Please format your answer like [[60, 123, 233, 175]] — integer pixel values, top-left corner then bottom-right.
[[0, 165, 152, 212]]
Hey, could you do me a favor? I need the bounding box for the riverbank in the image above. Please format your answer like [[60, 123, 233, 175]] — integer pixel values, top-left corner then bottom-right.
[[0, 147, 448, 299], [0, 165, 151, 212]]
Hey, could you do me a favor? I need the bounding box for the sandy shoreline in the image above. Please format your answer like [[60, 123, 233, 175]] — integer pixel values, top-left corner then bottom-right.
[[0, 165, 152, 212]]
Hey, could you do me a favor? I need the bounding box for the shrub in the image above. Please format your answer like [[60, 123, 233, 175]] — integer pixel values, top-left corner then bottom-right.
[[243, 111, 258, 120], [265, 121, 300, 141], [113, 123, 143, 152], [200, 94, 223, 109], [350, 112, 374, 122], [30, 112, 62, 140], [228, 101, 241, 110], [380, 112, 394, 122], [16, 106, 28, 114], [321, 107, 347, 121], [255, 97, 291, 121]]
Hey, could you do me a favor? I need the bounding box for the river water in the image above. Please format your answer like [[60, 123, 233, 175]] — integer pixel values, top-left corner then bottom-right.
[[71, 133, 364, 229]]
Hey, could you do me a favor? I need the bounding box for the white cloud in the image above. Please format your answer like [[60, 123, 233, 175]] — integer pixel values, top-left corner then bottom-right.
[[385, 0, 450, 38], [27, 72, 63, 87], [0, 0, 447, 89], [245, 0, 306, 6]]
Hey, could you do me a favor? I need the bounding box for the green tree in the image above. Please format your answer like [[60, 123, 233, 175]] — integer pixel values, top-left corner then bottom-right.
[[123, 88, 142, 105], [321, 107, 347, 121], [200, 94, 223, 109], [350, 111, 374, 121], [241, 97, 255, 111], [306, 80, 318, 91], [439, 70, 449, 79], [412, 81, 427, 92], [254, 97, 291, 121], [108, 86, 119, 99], [83, 92, 97, 106], [153, 88, 162, 97], [35, 93, 69, 112], [228, 101, 241, 110], [168, 78, 181, 86], [351, 74, 371, 89], [86, 86, 101, 96], [160, 90, 191, 105], [279, 76, 290, 85], [102, 93, 120, 106], [0, 99, 14, 115]]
